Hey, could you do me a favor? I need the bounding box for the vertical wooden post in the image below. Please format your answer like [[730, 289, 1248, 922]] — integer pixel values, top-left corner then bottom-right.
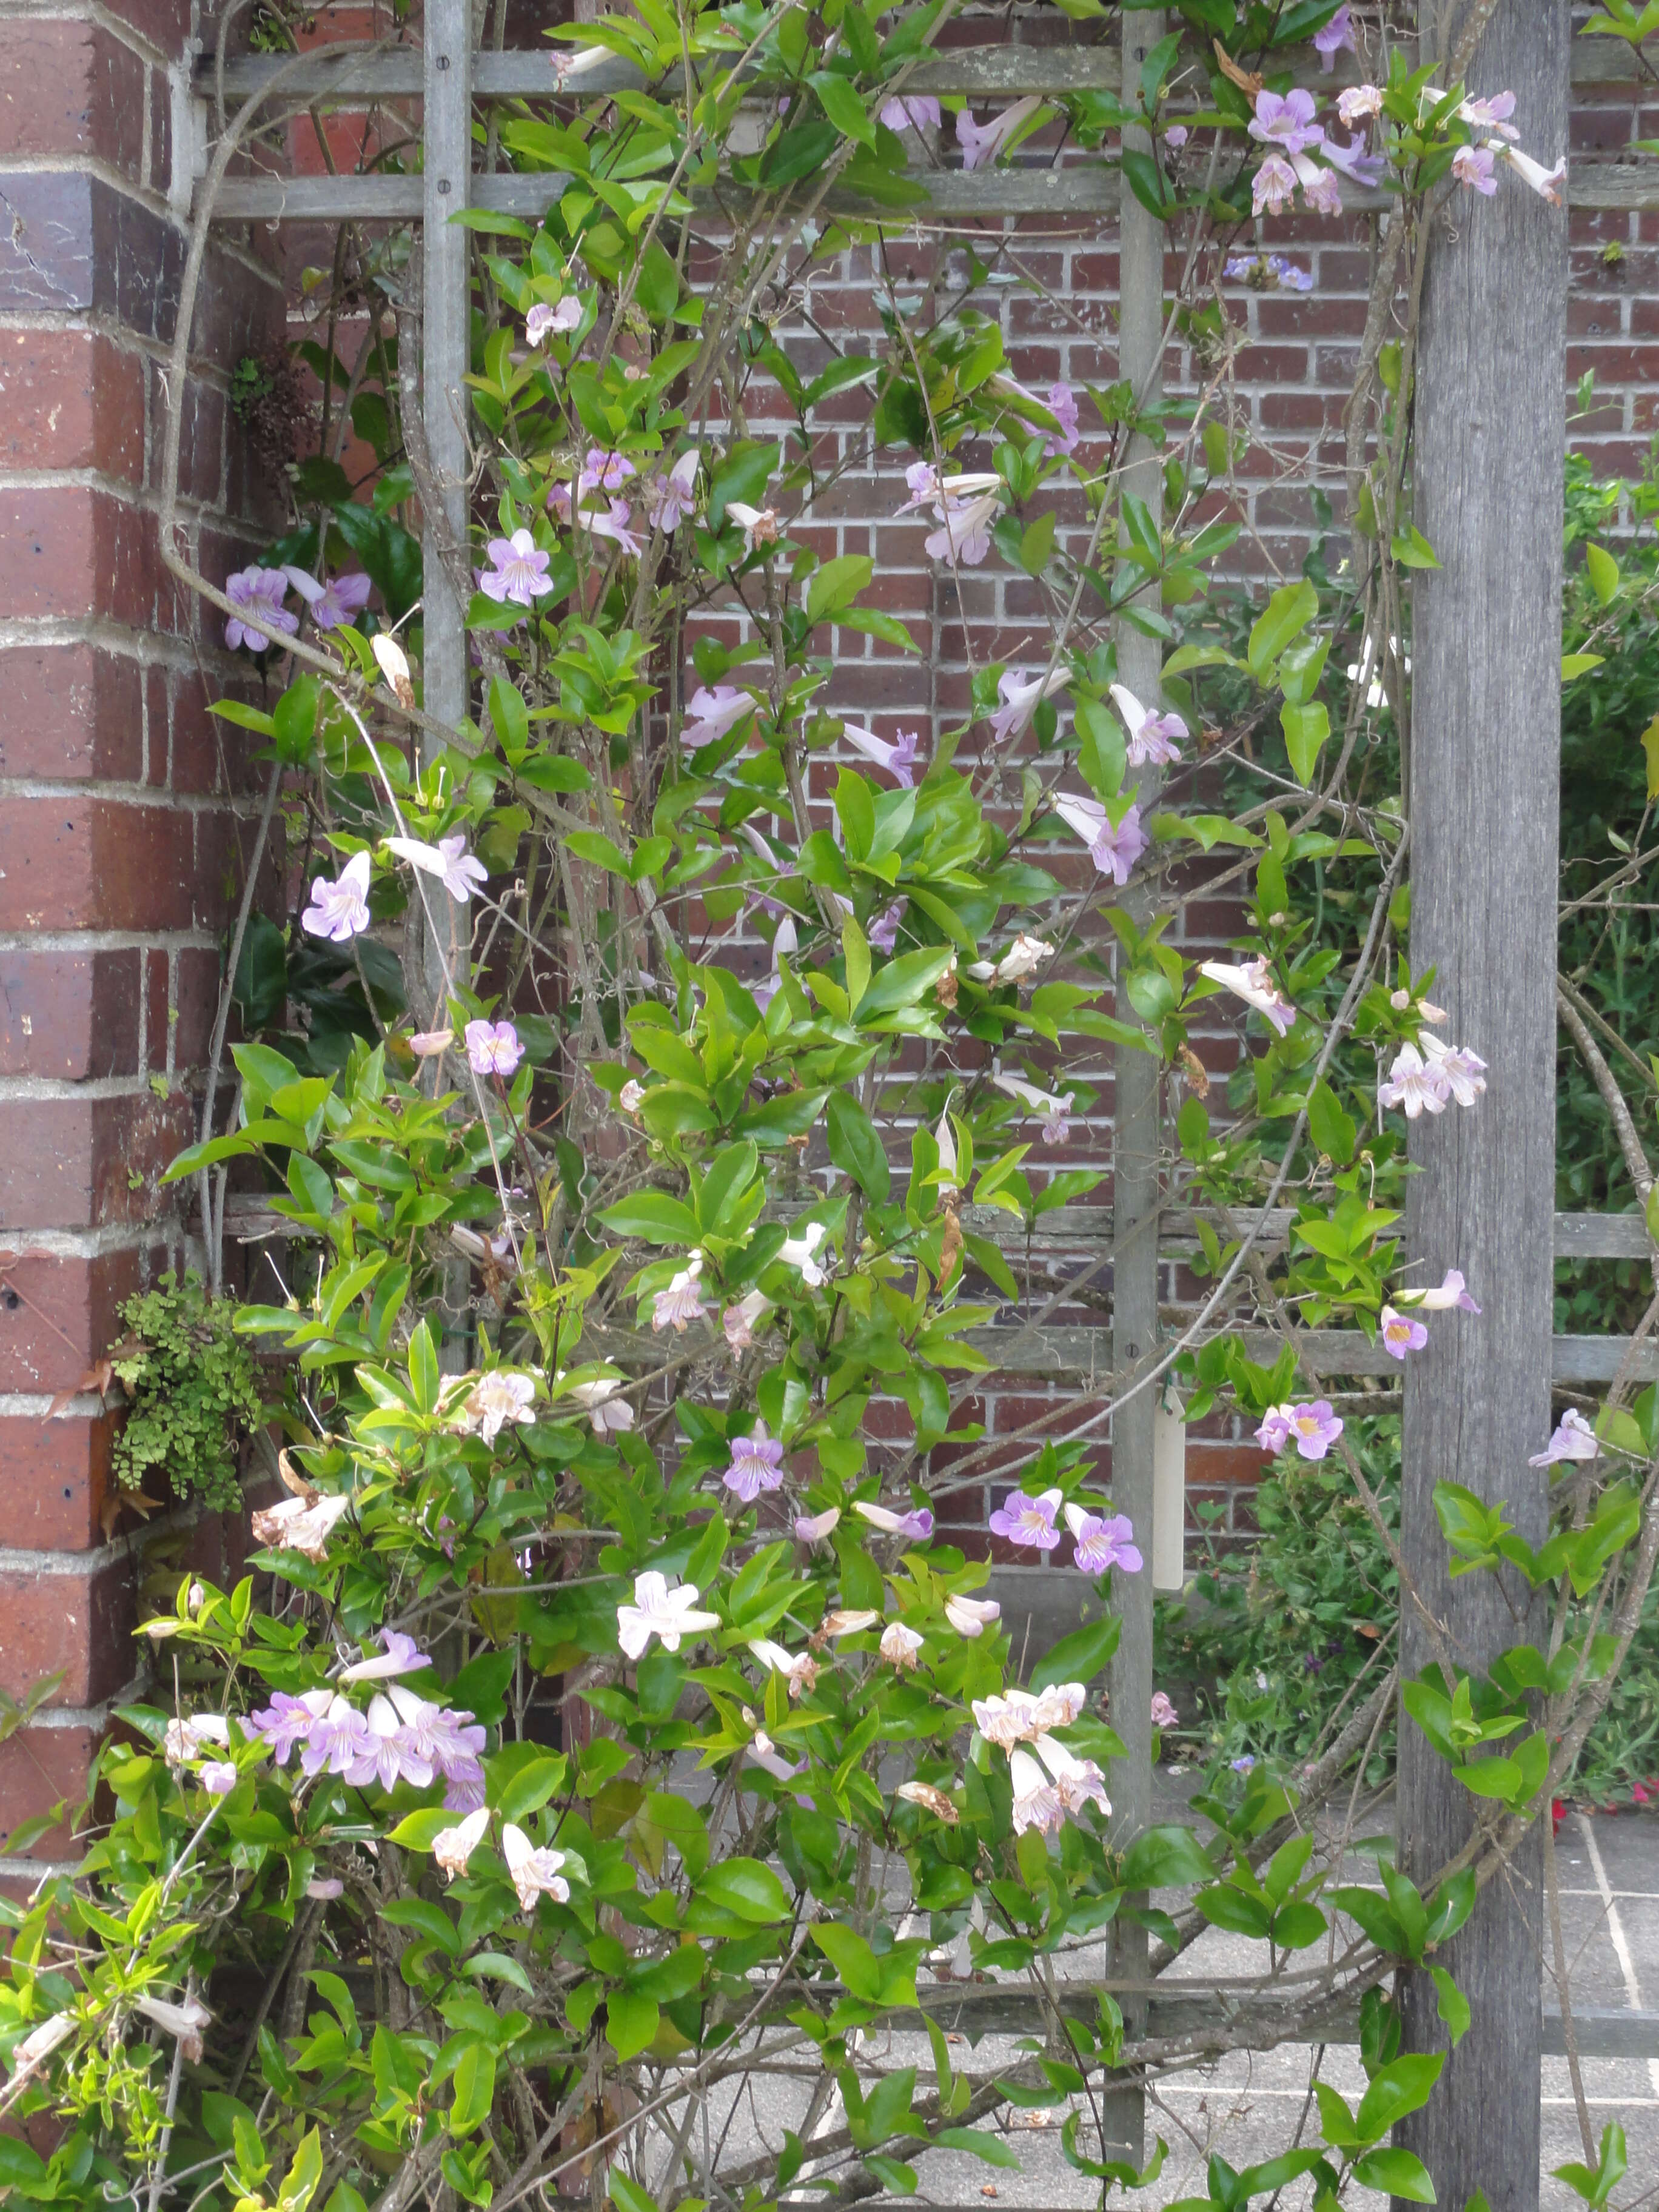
[[424, 0, 474, 1368], [1397, 7, 1567, 2207], [1103, 7, 1164, 2160]]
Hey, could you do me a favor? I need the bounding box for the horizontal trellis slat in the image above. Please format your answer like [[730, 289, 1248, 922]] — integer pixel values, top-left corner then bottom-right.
[[203, 36, 1657, 104], [198, 160, 1659, 224]]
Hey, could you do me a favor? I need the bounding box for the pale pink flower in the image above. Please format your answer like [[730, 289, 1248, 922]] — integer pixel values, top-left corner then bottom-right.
[[1034, 1734, 1110, 1817], [749, 1640, 819, 1696], [383, 833, 489, 902], [1053, 793, 1148, 885], [526, 297, 583, 345], [1253, 152, 1299, 216], [652, 1257, 710, 1334], [778, 1217, 830, 1285], [989, 1486, 1063, 1550], [880, 1621, 925, 1670], [1529, 1408, 1600, 1468], [578, 447, 635, 498], [944, 1592, 1001, 1638], [1398, 1269, 1481, 1315], [880, 93, 940, 134], [646, 451, 699, 531], [409, 1028, 455, 1058], [924, 491, 1002, 566], [966, 933, 1053, 985], [795, 1506, 840, 1547], [956, 96, 1042, 170], [840, 723, 920, 786], [461, 1369, 537, 1442], [1150, 1691, 1179, 1729], [1164, 123, 1189, 149], [726, 500, 781, 551], [1338, 84, 1385, 126], [249, 1688, 332, 1761], [1044, 381, 1080, 457], [1291, 149, 1345, 215], [1378, 1042, 1451, 1119], [1381, 1305, 1429, 1360], [683, 684, 757, 749], [503, 1823, 569, 1909], [1198, 957, 1295, 1037], [896, 465, 1001, 516], [301, 850, 372, 943], [993, 1072, 1074, 1144], [1256, 1401, 1344, 1461], [251, 1489, 352, 1561], [822, 1608, 882, 1636], [1453, 145, 1497, 195], [725, 1419, 786, 1503], [617, 1570, 720, 1660], [1420, 1032, 1487, 1107], [618, 1078, 645, 1114], [566, 1378, 634, 1435], [338, 1629, 430, 1683], [1250, 89, 1323, 155], [1111, 683, 1187, 767], [723, 1289, 773, 1350], [1498, 142, 1565, 204], [433, 1805, 489, 1879], [1008, 1746, 1062, 1836], [464, 1019, 525, 1078], [587, 498, 644, 560], [347, 1691, 435, 1792], [480, 529, 555, 606], [854, 1500, 934, 1541], [1460, 92, 1518, 138], [200, 1760, 238, 1797]]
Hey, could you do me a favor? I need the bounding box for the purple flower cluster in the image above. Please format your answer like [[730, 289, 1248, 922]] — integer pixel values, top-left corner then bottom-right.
[[250, 1647, 486, 1812], [1247, 87, 1382, 220], [1222, 253, 1315, 294]]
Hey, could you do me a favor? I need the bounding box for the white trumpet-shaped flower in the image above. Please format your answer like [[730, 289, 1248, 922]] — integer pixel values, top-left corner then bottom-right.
[[617, 1570, 720, 1660], [503, 1823, 569, 1909]]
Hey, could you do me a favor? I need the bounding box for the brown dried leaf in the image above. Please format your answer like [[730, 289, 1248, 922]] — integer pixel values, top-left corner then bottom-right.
[[939, 1205, 963, 1282], [276, 1448, 317, 1501], [1213, 39, 1264, 96], [1178, 1044, 1212, 1100], [44, 1359, 115, 1423]]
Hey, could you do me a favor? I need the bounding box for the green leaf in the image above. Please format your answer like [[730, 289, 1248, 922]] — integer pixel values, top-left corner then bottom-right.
[[1353, 2147, 1437, 2201], [273, 677, 321, 765], [1076, 694, 1127, 800], [1563, 652, 1606, 682], [597, 1192, 702, 1244], [449, 2042, 497, 2136], [827, 1090, 890, 1200], [1353, 2052, 1444, 2143], [810, 70, 876, 146], [1119, 1825, 1214, 1889], [609, 2170, 659, 2212], [697, 1857, 791, 1923], [1282, 699, 1330, 787], [1428, 1963, 1470, 2046], [1019, 510, 1057, 574], [1247, 580, 1317, 680], [807, 554, 874, 626], [1585, 541, 1620, 605], [855, 945, 956, 1023], [1029, 1611, 1120, 1692], [606, 1988, 660, 2062], [933, 2130, 1021, 2169], [1390, 524, 1441, 569], [1307, 1079, 1356, 1165]]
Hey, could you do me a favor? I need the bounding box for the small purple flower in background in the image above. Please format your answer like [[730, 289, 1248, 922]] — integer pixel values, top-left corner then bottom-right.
[[1319, 131, 1384, 190], [224, 565, 298, 652], [868, 900, 905, 954], [924, 491, 1001, 566], [1223, 253, 1315, 293], [301, 850, 372, 943], [1453, 145, 1498, 195], [298, 1695, 374, 1779], [956, 95, 1042, 172], [1151, 1691, 1179, 1729], [880, 93, 941, 134], [1380, 1305, 1429, 1361], [1111, 683, 1187, 766], [1399, 1268, 1481, 1316], [1421, 1033, 1487, 1106], [465, 1019, 524, 1079], [338, 1628, 430, 1683], [646, 452, 699, 532], [200, 1761, 238, 1797], [1252, 152, 1298, 216], [1231, 1754, 1256, 1775], [992, 1073, 1074, 1145], [1164, 123, 1188, 149], [526, 297, 583, 345], [249, 1688, 332, 1763], [841, 723, 920, 786], [988, 1486, 1064, 1551], [1249, 88, 1323, 155], [1313, 2, 1356, 70], [1529, 1408, 1600, 1469], [579, 447, 636, 497], [1044, 381, 1079, 457], [286, 566, 373, 632], [795, 1506, 840, 1547], [480, 529, 555, 606], [1064, 1504, 1142, 1575], [855, 1500, 935, 1541], [724, 1419, 786, 1503], [1053, 793, 1149, 886]]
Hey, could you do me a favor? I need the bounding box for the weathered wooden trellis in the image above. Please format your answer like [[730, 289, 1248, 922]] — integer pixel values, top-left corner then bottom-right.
[[195, 1, 1659, 2184]]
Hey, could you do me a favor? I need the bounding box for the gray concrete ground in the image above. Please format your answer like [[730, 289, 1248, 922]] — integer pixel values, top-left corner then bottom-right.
[[662, 1806, 1657, 2210]]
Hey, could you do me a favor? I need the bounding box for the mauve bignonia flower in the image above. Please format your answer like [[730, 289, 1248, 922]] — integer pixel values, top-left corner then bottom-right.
[[646, 451, 699, 531], [1150, 1690, 1179, 1729], [1318, 131, 1385, 189], [840, 723, 919, 785], [617, 1570, 720, 1660], [503, 1823, 569, 1908], [1035, 1734, 1111, 1816], [224, 565, 297, 652], [1256, 1401, 1344, 1461], [897, 464, 1002, 515], [795, 1506, 840, 1547], [991, 666, 1072, 746], [1250, 88, 1324, 155], [1253, 153, 1299, 216], [868, 899, 904, 954], [925, 492, 1002, 566], [1529, 1408, 1600, 1468], [480, 529, 555, 605], [723, 1288, 773, 1350], [1313, 2, 1355, 69], [880, 1621, 925, 1669], [652, 1256, 710, 1333], [383, 833, 488, 902], [1290, 149, 1344, 216], [298, 1694, 374, 1778], [1111, 683, 1187, 766], [1378, 1042, 1450, 1118], [1008, 1747, 1063, 1836], [286, 566, 373, 631], [249, 1687, 333, 1762], [1454, 145, 1498, 195], [880, 93, 940, 133], [433, 1805, 489, 1878], [682, 684, 757, 749], [1420, 1031, 1487, 1106], [854, 1499, 934, 1541], [992, 1072, 1074, 1144], [460, 1367, 536, 1440], [956, 96, 1042, 170], [1044, 380, 1079, 457], [566, 1378, 635, 1434], [338, 1628, 431, 1683], [579, 448, 635, 497], [944, 1591, 1001, 1638], [526, 297, 582, 345], [301, 850, 372, 943], [1053, 792, 1148, 885], [724, 1419, 786, 1503], [1198, 957, 1296, 1037], [1398, 1268, 1481, 1315], [464, 1019, 525, 1078], [346, 1692, 435, 1791], [586, 499, 644, 559], [989, 1486, 1063, 1550], [1064, 1503, 1142, 1574], [1380, 1305, 1429, 1360]]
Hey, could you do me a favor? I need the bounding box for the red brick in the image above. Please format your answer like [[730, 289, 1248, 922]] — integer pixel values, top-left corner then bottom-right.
[[0, 20, 144, 174], [0, 645, 143, 782], [0, 1248, 154, 1395], [0, 1724, 100, 1857], [0, 488, 169, 631], [0, 1091, 197, 1233], [0, 1414, 114, 1551], [0, 329, 142, 481], [0, 1558, 136, 1706], [0, 798, 195, 932], [0, 949, 142, 1080]]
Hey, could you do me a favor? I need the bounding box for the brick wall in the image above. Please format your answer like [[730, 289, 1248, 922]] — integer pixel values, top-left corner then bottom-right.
[[0, 0, 284, 1868]]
